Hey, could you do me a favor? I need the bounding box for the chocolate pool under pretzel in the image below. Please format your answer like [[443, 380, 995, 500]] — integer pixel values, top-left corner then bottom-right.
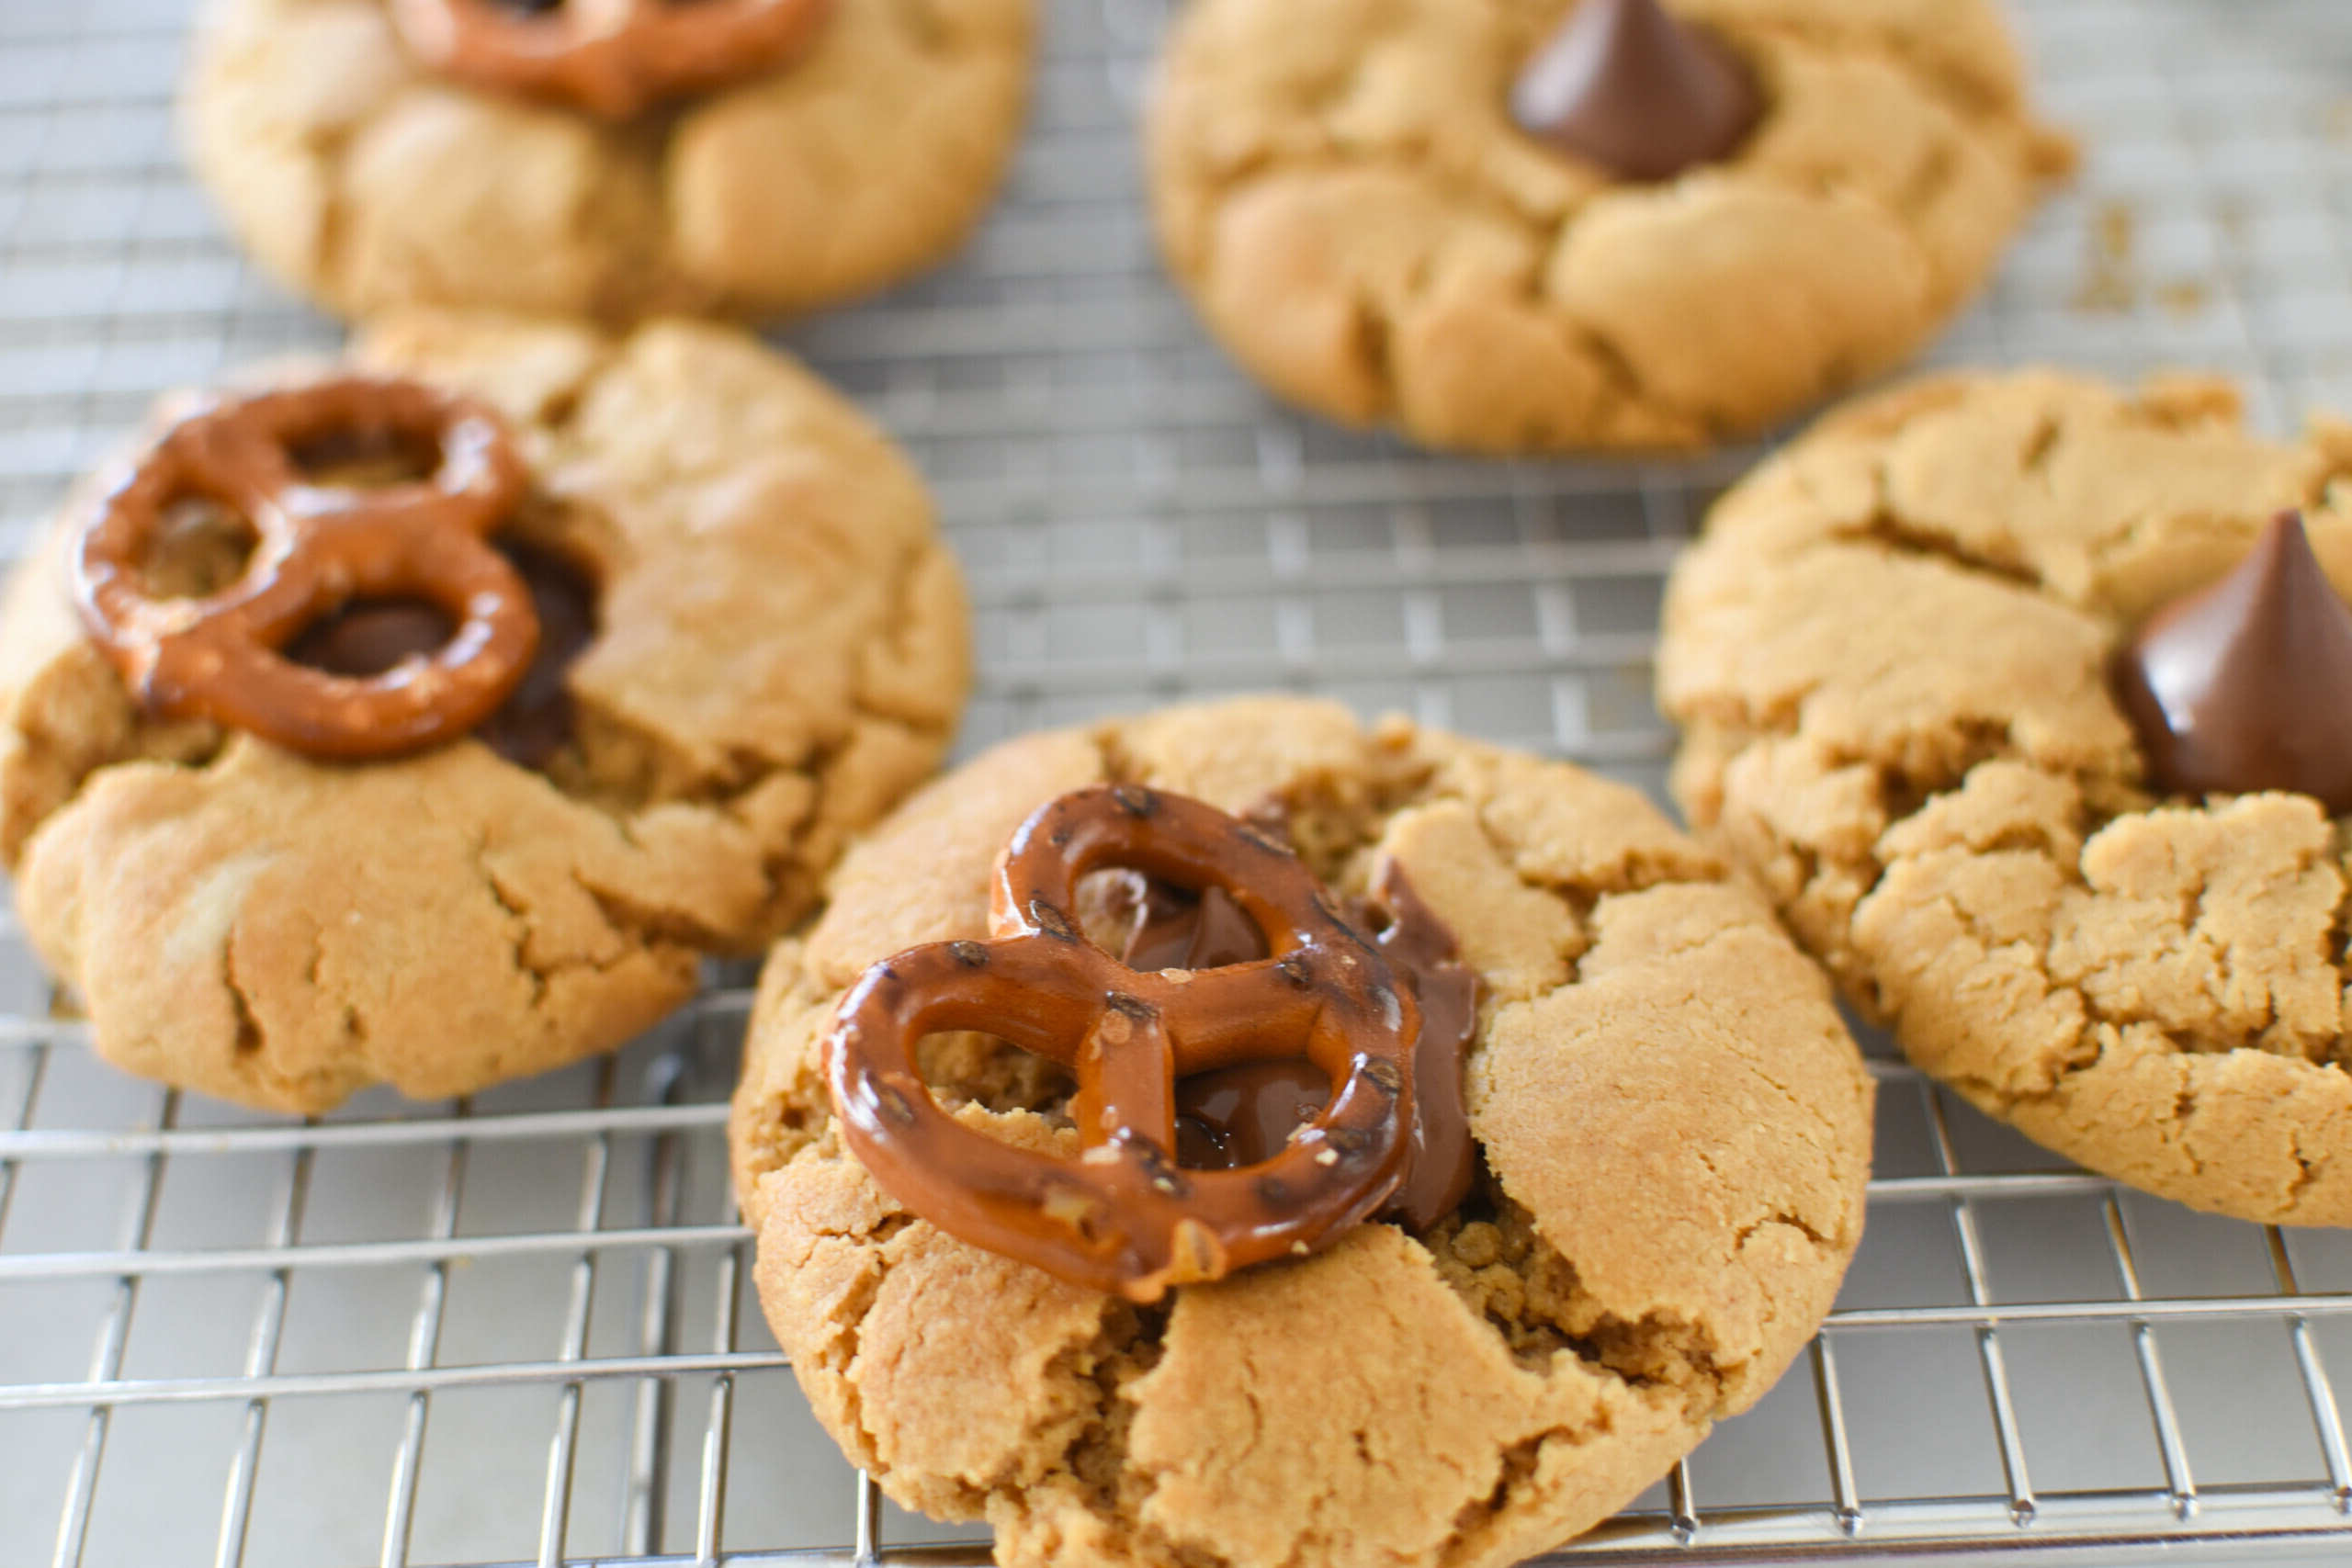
[[390, 0, 835, 121], [72, 377, 542, 761], [828, 784, 1429, 1302]]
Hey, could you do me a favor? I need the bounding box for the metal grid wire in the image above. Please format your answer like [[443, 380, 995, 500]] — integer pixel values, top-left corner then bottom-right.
[[4, 0, 2352, 1562]]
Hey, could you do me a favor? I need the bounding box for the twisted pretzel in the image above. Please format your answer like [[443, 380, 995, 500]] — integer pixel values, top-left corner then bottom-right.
[[828, 785, 1423, 1303], [72, 378, 540, 761], [390, 0, 835, 120]]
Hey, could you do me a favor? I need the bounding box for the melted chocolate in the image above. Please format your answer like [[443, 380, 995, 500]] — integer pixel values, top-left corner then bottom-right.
[[1510, 0, 1762, 183], [832, 786, 1440, 1302], [286, 540, 596, 768], [1106, 874, 1271, 974], [1363, 861, 1480, 1229], [1110, 843, 1481, 1228], [1175, 1060, 1331, 1170], [2113, 510, 2352, 813], [288, 603, 457, 679]]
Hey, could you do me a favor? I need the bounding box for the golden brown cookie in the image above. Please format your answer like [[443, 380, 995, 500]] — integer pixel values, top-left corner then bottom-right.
[[183, 0, 1036, 321], [1146, 0, 2073, 454], [1659, 368, 2352, 1224], [1, 313, 970, 1111], [730, 696, 1873, 1568]]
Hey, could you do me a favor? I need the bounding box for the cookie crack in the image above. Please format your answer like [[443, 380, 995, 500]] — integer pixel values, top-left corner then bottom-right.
[[826, 1212, 919, 1479], [1012, 1300, 1194, 1566], [1863, 776, 2352, 1075], [1444, 1422, 1600, 1557], [223, 932, 265, 1057], [1426, 1194, 1732, 1410], [2288, 1138, 2325, 1207], [1816, 398, 2311, 624], [1740, 1207, 1836, 1252], [1846, 505, 2043, 591], [2166, 1081, 2208, 1178], [458, 829, 698, 1012], [469, 840, 550, 1009]]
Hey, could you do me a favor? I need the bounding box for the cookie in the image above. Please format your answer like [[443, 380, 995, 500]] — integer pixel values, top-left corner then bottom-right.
[[1146, 0, 2073, 454], [1, 313, 970, 1111], [730, 696, 1873, 1568], [183, 0, 1036, 321], [1658, 368, 2352, 1224]]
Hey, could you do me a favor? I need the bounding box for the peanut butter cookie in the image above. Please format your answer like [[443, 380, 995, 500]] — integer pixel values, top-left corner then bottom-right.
[[730, 696, 1873, 1568], [1147, 0, 2072, 454], [1, 313, 969, 1111], [183, 0, 1036, 321], [1660, 368, 2352, 1224]]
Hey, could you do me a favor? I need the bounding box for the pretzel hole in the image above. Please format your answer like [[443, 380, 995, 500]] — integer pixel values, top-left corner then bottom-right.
[[913, 1030, 1075, 1118], [285, 599, 456, 680], [1174, 1060, 1332, 1171], [910, 1019, 1334, 1176], [1074, 867, 1272, 973], [283, 538, 601, 768], [132, 498, 260, 601], [1065, 865, 1343, 1172], [289, 428, 444, 491]]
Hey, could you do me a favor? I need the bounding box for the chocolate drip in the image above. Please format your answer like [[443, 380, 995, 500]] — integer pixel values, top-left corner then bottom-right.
[[477, 542, 596, 766], [1112, 843, 1481, 1228], [1363, 861, 1480, 1229], [2113, 511, 2352, 813], [1510, 0, 1762, 183], [287, 540, 596, 768]]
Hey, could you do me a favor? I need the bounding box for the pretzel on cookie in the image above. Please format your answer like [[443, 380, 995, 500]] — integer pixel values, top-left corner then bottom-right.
[[390, 0, 835, 120], [72, 377, 541, 761], [827, 784, 1424, 1303]]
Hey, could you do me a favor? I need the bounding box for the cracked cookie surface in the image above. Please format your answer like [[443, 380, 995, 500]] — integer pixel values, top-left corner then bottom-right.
[[1146, 0, 2072, 454], [1659, 368, 2352, 1224], [729, 696, 1872, 1568], [0, 313, 970, 1111], [183, 0, 1035, 321]]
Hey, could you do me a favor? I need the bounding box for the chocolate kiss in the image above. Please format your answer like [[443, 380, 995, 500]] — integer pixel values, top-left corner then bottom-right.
[[2114, 511, 2352, 813], [1510, 0, 1762, 182]]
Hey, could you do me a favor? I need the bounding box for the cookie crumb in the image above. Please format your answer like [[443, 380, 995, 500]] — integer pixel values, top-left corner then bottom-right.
[[2072, 198, 2139, 312], [2155, 279, 2209, 316], [1452, 1220, 1503, 1269]]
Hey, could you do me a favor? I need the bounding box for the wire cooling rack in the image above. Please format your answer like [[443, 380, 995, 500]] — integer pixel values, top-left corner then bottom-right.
[[4, 0, 2352, 1563]]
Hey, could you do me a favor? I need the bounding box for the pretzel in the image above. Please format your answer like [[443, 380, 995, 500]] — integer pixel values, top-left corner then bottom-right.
[[827, 785, 1423, 1303], [72, 378, 541, 761], [390, 0, 835, 120]]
